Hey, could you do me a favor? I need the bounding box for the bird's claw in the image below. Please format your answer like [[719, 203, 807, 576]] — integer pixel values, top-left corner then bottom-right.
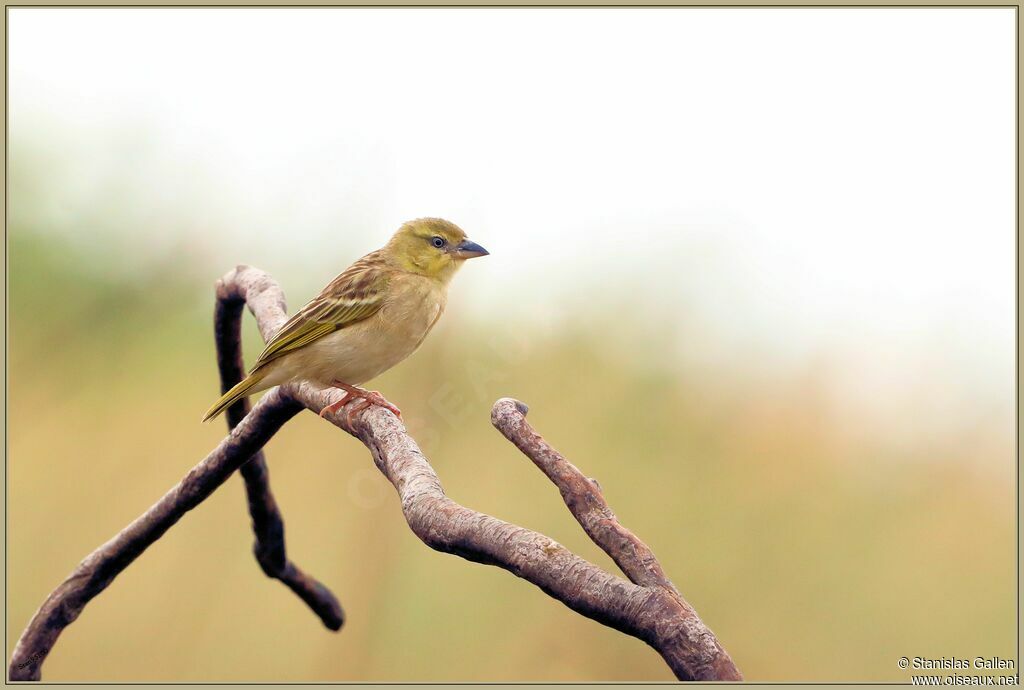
[[318, 391, 356, 419], [318, 383, 402, 424], [348, 390, 402, 421]]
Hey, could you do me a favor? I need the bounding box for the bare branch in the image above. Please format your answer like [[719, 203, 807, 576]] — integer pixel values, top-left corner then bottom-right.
[[10, 264, 741, 682], [214, 276, 343, 631], [490, 398, 741, 680], [8, 390, 303, 681], [285, 380, 740, 681], [490, 397, 672, 589]]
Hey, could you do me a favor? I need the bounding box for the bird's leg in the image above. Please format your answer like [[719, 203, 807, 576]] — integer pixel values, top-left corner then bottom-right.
[[318, 388, 360, 419], [319, 381, 402, 423], [336, 382, 403, 422]]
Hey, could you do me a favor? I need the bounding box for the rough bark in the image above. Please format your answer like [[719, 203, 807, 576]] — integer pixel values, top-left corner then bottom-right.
[[9, 265, 741, 682]]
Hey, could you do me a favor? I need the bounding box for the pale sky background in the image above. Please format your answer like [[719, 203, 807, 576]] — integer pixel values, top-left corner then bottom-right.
[[8, 8, 1015, 450]]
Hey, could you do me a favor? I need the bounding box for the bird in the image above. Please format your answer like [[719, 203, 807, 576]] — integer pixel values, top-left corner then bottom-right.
[[203, 218, 489, 423]]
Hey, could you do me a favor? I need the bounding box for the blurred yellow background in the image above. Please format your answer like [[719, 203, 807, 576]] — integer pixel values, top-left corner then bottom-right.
[[7, 7, 1016, 682]]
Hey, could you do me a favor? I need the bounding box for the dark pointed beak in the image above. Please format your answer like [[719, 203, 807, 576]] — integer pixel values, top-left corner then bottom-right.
[[455, 239, 489, 259]]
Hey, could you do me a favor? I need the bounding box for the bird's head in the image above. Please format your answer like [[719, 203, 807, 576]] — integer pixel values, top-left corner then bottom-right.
[[385, 218, 489, 282]]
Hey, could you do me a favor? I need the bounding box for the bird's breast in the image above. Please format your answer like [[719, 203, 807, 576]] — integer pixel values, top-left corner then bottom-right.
[[379, 280, 446, 342]]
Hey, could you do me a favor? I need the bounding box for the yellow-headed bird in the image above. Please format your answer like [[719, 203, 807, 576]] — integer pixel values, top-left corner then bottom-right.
[[203, 218, 488, 422]]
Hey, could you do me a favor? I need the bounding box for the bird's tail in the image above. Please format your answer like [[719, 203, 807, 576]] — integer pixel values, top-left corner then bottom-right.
[[202, 370, 267, 422]]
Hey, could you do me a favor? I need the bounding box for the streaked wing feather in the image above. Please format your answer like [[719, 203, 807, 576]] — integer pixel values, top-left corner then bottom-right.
[[250, 252, 389, 370], [270, 322, 338, 352]]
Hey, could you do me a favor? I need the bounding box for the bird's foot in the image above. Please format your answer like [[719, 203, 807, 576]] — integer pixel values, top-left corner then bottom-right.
[[318, 390, 359, 419], [319, 381, 402, 424]]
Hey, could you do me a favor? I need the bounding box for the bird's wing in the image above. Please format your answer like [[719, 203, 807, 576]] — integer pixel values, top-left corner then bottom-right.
[[251, 252, 389, 371]]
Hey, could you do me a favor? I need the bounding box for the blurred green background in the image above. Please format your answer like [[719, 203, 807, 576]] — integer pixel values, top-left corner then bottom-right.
[[7, 7, 1016, 682], [7, 198, 1016, 682]]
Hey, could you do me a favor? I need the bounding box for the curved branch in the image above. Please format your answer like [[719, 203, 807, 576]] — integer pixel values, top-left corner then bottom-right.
[[288, 379, 740, 680], [490, 398, 671, 589], [214, 274, 343, 630], [490, 398, 740, 680], [8, 390, 303, 681], [10, 264, 741, 682]]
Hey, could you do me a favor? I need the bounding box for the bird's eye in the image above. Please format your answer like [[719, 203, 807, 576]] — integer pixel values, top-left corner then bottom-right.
[[431, 236, 446, 248]]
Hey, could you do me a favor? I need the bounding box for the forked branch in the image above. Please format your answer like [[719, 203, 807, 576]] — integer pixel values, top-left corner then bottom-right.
[[9, 265, 740, 682]]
